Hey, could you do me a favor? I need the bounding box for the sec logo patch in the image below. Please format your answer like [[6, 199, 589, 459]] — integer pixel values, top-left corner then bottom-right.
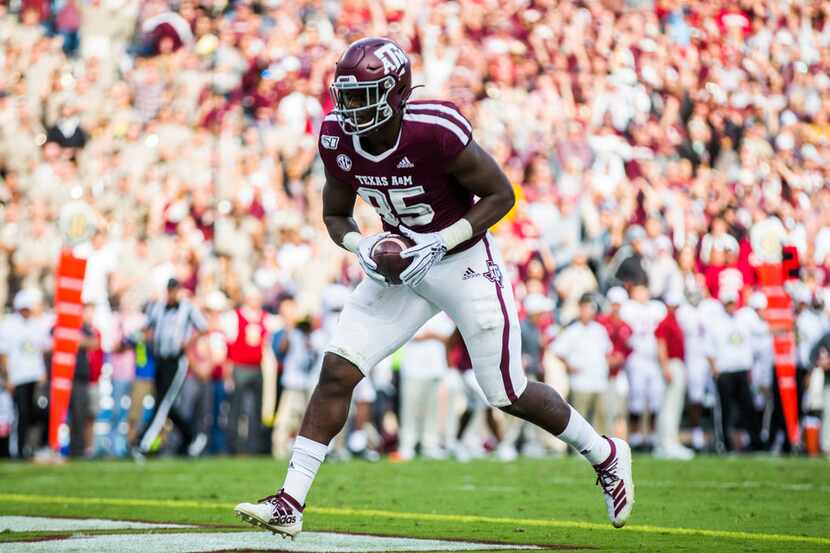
[[337, 154, 352, 171]]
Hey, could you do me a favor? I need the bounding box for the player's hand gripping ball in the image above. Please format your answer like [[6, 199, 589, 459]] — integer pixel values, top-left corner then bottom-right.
[[370, 234, 416, 285]]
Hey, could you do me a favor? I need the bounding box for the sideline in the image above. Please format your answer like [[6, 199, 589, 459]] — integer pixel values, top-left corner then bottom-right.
[[0, 493, 828, 546]]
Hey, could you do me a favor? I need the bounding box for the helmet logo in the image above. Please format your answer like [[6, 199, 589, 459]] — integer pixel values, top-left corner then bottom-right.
[[337, 154, 352, 171], [374, 43, 407, 75]]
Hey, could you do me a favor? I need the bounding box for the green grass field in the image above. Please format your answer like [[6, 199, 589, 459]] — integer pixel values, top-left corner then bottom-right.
[[1, 454, 829, 552]]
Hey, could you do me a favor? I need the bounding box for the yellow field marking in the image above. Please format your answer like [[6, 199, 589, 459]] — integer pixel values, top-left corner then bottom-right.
[[0, 493, 828, 546]]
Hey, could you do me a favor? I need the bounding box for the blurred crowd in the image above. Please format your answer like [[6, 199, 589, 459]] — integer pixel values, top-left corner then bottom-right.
[[1, 0, 830, 460]]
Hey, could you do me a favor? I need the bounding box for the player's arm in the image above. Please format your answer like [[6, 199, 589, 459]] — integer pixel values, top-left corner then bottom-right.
[[322, 168, 390, 285], [398, 140, 514, 287], [322, 168, 360, 249], [446, 139, 516, 236]]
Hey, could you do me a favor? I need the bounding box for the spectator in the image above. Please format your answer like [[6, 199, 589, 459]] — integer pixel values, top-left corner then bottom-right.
[[654, 291, 693, 460], [55, 0, 81, 56], [68, 302, 101, 458], [794, 284, 827, 418], [198, 291, 231, 454], [0, 290, 51, 458], [676, 289, 710, 451], [497, 293, 552, 459], [133, 278, 207, 458], [608, 225, 649, 290], [596, 286, 633, 438], [272, 298, 316, 459], [398, 312, 455, 461], [745, 292, 774, 432], [183, 292, 226, 455], [648, 236, 682, 301], [553, 294, 611, 435], [554, 250, 597, 324], [705, 289, 763, 453], [46, 104, 88, 149], [809, 328, 830, 457], [620, 285, 666, 450], [224, 285, 271, 455], [108, 295, 144, 457]]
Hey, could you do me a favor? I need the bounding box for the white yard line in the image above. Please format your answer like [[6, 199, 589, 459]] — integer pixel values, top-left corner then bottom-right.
[[1, 531, 540, 552], [0, 516, 194, 532]]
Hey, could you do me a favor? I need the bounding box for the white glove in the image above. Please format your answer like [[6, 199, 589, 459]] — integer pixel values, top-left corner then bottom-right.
[[399, 226, 448, 287], [356, 232, 391, 286]]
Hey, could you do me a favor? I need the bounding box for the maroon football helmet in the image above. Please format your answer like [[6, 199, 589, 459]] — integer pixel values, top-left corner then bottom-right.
[[330, 37, 413, 135]]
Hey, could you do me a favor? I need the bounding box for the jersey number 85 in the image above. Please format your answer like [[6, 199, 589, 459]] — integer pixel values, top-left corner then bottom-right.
[[356, 186, 435, 227]]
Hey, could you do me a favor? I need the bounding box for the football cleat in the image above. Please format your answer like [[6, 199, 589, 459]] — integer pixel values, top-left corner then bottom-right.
[[593, 437, 634, 528], [234, 489, 304, 539]]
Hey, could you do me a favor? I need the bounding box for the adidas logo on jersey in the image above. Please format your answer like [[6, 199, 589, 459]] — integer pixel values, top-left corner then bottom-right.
[[462, 267, 478, 280], [396, 156, 415, 169]]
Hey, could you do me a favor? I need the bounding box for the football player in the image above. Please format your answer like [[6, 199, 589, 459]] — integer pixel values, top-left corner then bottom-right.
[[235, 38, 634, 538]]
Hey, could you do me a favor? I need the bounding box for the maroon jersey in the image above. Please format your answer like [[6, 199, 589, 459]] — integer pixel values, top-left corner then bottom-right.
[[318, 100, 481, 253]]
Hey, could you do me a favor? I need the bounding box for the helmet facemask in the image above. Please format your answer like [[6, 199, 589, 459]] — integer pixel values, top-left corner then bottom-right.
[[330, 74, 397, 136]]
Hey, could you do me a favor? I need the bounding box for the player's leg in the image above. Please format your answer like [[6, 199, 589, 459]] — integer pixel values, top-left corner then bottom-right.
[[421, 236, 633, 528], [235, 279, 437, 537]]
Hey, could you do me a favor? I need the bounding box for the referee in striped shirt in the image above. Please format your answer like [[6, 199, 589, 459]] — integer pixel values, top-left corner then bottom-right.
[[133, 278, 208, 458]]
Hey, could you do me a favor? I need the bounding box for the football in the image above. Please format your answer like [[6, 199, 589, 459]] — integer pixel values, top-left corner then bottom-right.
[[370, 234, 416, 285]]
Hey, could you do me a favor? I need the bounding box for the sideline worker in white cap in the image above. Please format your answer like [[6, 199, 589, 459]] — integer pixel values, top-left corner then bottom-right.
[[0, 289, 52, 458], [553, 294, 612, 434], [704, 288, 763, 452], [742, 292, 774, 431]]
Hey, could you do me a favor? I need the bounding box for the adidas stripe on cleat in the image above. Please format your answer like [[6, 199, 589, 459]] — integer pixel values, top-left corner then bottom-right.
[[593, 437, 635, 528], [234, 489, 304, 539]]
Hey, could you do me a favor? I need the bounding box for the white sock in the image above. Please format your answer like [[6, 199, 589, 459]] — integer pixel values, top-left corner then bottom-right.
[[556, 406, 611, 465], [282, 436, 327, 505]]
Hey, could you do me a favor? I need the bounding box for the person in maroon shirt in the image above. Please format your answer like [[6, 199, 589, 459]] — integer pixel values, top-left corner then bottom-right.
[[597, 287, 633, 437], [654, 292, 694, 460]]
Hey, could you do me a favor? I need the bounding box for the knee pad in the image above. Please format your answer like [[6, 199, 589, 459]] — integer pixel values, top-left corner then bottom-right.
[[471, 295, 503, 331]]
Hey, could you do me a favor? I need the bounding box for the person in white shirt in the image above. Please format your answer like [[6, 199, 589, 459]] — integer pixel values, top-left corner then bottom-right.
[[705, 288, 763, 452], [398, 312, 455, 460], [620, 285, 666, 448], [744, 293, 774, 424], [793, 284, 827, 418], [272, 298, 317, 459], [497, 294, 554, 461], [553, 294, 612, 435], [676, 291, 713, 450], [0, 289, 52, 458]]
